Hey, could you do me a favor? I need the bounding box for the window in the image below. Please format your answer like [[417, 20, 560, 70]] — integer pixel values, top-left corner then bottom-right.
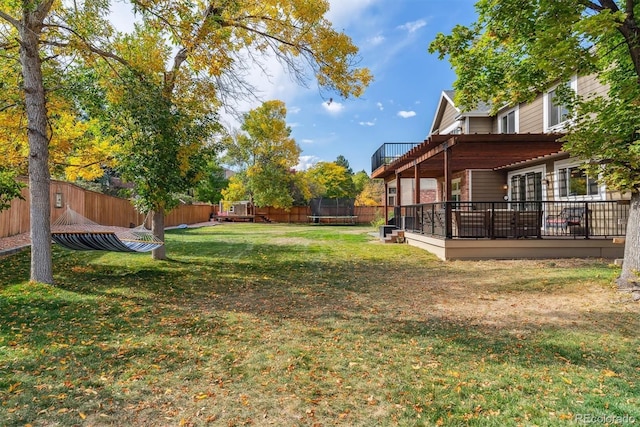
[[510, 172, 542, 201], [500, 110, 517, 133], [558, 167, 599, 197], [547, 88, 569, 128], [451, 179, 461, 202], [388, 187, 396, 206], [544, 76, 576, 131]]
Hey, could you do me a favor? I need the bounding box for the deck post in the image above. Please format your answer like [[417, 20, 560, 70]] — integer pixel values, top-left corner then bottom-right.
[[444, 143, 453, 238], [384, 181, 389, 224], [414, 160, 421, 204], [396, 172, 402, 228]]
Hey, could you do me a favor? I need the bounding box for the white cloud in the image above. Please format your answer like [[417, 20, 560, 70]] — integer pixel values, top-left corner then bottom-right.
[[376, 102, 384, 111], [368, 35, 385, 46], [359, 120, 376, 126], [322, 100, 345, 115], [288, 106, 301, 114], [398, 19, 427, 34], [296, 155, 321, 171], [301, 139, 314, 144], [397, 110, 416, 118]]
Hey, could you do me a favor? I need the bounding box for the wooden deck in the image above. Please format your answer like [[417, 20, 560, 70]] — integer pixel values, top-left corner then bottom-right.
[[308, 215, 357, 225], [213, 214, 255, 222], [404, 231, 625, 261]]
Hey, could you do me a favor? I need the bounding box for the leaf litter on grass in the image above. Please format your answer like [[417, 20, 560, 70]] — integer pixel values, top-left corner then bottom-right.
[[0, 223, 638, 426]]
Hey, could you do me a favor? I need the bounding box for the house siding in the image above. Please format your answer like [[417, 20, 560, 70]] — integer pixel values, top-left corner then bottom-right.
[[578, 74, 608, 97], [440, 102, 460, 132], [518, 94, 544, 133], [468, 117, 493, 134], [469, 170, 508, 200]]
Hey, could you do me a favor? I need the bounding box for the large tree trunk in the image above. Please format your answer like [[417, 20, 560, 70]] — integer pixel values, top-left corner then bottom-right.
[[617, 192, 640, 298], [19, 15, 53, 284], [151, 209, 167, 260]]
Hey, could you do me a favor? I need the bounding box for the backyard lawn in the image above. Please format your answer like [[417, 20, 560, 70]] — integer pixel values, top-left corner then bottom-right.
[[0, 223, 638, 426]]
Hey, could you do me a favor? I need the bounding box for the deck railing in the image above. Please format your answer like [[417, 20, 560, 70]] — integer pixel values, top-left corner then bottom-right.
[[371, 143, 421, 172], [395, 201, 629, 239]]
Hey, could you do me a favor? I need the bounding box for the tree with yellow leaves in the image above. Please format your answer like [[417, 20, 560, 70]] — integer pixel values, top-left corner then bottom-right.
[[0, 0, 371, 281], [222, 100, 301, 210]]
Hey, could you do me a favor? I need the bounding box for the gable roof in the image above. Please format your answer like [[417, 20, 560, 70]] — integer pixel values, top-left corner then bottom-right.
[[429, 91, 459, 135], [429, 90, 492, 135]]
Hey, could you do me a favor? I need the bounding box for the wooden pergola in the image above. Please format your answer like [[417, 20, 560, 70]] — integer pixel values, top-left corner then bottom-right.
[[372, 133, 565, 221]]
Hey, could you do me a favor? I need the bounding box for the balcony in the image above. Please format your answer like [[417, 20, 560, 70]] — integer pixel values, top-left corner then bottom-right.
[[371, 143, 420, 174]]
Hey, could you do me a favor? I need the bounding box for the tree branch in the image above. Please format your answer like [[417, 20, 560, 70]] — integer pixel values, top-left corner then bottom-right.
[[42, 24, 133, 68], [0, 102, 20, 113], [0, 10, 21, 29], [579, 1, 606, 12]]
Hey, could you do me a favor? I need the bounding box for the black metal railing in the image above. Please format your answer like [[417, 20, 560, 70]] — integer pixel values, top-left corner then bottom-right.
[[395, 200, 629, 239], [371, 143, 421, 172]]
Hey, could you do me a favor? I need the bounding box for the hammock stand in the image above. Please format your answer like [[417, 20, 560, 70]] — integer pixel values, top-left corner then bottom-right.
[[51, 207, 164, 253]]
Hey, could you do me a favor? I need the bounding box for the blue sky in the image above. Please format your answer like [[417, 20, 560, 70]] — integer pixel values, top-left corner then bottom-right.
[[111, 0, 478, 174], [277, 0, 479, 174]]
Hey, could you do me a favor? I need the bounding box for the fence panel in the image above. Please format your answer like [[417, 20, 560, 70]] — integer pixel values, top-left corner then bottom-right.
[[0, 186, 30, 237], [1, 179, 384, 238], [165, 204, 214, 226]]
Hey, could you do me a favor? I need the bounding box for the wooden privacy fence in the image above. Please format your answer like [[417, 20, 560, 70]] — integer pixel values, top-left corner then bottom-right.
[[254, 205, 385, 224], [0, 179, 386, 238], [0, 180, 215, 239]]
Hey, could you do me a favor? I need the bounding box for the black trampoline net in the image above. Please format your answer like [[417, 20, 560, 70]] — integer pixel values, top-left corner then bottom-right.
[[309, 198, 355, 216]]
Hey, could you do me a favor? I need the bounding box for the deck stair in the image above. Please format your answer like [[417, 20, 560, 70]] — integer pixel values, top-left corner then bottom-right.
[[381, 229, 405, 244]]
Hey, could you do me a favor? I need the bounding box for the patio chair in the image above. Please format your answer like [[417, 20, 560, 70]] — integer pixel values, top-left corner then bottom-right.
[[545, 207, 588, 234], [454, 210, 489, 238], [514, 210, 542, 238]]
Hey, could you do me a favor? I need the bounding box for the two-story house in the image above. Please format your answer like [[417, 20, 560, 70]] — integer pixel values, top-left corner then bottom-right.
[[371, 74, 630, 260]]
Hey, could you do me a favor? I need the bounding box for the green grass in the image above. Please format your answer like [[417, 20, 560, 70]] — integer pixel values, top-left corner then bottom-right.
[[0, 223, 638, 426]]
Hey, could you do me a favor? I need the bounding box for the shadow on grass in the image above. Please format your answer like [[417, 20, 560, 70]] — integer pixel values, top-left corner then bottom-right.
[[0, 225, 637, 425]]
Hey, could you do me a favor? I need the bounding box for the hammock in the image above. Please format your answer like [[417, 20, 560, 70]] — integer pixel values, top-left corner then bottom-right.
[[51, 207, 164, 252]]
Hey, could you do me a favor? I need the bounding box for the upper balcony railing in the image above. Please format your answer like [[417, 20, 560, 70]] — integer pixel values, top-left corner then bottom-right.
[[371, 143, 420, 173]]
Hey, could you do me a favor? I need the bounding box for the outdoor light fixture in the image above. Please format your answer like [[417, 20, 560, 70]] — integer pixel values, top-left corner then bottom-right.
[[55, 192, 63, 208]]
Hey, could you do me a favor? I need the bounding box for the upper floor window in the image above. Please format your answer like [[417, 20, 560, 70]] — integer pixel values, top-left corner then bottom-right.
[[547, 89, 569, 128], [544, 75, 577, 132], [499, 109, 517, 133]]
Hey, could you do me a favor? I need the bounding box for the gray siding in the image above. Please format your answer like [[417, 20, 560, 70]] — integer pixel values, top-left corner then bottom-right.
[[469, 170, 508, 201], [518, 94, 544, 133], [440, 102, 459, 132], [578, 74, 608, 97], [468, 117, 493, 134]]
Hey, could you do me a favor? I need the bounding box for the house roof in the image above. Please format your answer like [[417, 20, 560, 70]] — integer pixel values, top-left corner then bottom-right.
[[371, 133, 565, 180], [429, 91, 493, 135], [447, 90, 493, 116]]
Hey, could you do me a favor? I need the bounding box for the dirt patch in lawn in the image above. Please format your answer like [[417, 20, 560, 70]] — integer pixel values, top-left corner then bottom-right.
[[218, 256, 638, 337], [363, 258, 637, 335]]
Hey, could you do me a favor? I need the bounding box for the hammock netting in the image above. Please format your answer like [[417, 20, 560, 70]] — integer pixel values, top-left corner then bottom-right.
[[51, 208, 164, 252]]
